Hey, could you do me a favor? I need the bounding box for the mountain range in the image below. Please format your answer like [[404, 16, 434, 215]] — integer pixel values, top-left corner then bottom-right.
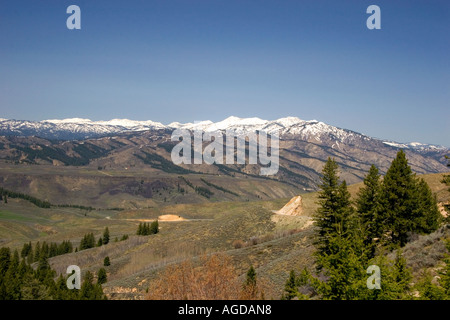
[[0, 116, 448, 193], [0, 116, 447, 151]]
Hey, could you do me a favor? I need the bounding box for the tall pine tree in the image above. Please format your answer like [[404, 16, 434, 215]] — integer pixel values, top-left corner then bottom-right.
[[282, 270, 298, 300], [379, 150, 441, 247], [97, 268, 107, 285], [413, 178, 440, 233], [150, 220, 159, 234], [356, 164, 382, 257], [314, 158, 354, 260], [103, 227, 110, 245], [378, 150, 417, 247]]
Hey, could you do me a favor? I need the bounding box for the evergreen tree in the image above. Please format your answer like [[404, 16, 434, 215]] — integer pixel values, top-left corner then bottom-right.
[[143, 222, 150, 235], [3, 250, 21, 300], [137, 223, 143, 235], [150, 220, 159, 234], [335, 181, 354, 235], [97, 268, 107, 285], [393, 250, 412, 294], [240, 265, 264, 299], [379, 150, 418, 247], [67, 240, 73, 253], [314, 158, 354, 260], [244, 265, 257, 288], [20, 242, 32, 259], [307, 159, 406, 300], [79, 271, 106, 300], [36, 253, 51, 282], [103, 256, 110, 267], [88, 233, 95, 248], [57, 240, 73, 255], [17, 259, 29, 279], [379, 150, 441, 247], [79, 236, 87, 251], [293, 154, 422, 300], [11, 249, 19, 269], [80, 233, 96, 250], [0, 247, 11, 277], [20, 273, 52, 300], [309, 235, 367, 300], [49, 243, 58, 258], [34, 241, 41, 262], [1, 240, 114, 300], [103, 227, 110, 245], [55, 273, 81, 300], [359, 252, 413, 300], [282, 270, 298, 300], [304, 239, 414, 300], [242, 265, 257, 298], [26, 250, 34, 265], [79, 271, 95, 300], [41, 241, 49, 259], [356, 164, 382, 256], [97, 237, 103, 247], [414, 178, 441, 233]]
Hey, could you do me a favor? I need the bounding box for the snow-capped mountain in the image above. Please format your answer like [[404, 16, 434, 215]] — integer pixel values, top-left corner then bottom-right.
[[175, 116, 375, 147], [0, 116, 447, 153], [0, 118, 166, 140], [0, 116, 448, 189], [382, 140, 448, 152]]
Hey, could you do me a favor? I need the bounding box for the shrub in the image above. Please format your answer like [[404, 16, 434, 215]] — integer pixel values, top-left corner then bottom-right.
[[232, 240, 245, 249]]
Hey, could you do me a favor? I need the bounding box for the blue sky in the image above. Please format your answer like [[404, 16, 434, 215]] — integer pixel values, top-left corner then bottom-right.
[[1, 0, 449, 146]]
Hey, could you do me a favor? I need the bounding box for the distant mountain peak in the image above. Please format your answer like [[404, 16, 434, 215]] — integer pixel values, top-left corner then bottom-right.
[[382, 140, 447, 151]]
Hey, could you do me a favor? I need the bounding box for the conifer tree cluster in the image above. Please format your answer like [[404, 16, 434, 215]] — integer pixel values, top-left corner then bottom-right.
[[137, 220, 159, 236], [375, 151, 441, 247], [79, 233, 96, 250], [20, 240, 73, 264], [283, 151, 444, 300], [79, 227, 111, 250], [78, 271, 106, 300], [0, 245, 107, 300], [0, 187, 51, 208]]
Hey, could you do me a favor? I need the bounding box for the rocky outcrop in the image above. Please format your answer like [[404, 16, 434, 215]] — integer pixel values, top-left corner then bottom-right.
[[277, 195, 303, 216]]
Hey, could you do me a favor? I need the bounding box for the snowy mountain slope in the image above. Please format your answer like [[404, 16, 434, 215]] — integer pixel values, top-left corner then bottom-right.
[[382, 140, 448, 152], [0, 118, 166, 140], [0, 117, 447, 154]]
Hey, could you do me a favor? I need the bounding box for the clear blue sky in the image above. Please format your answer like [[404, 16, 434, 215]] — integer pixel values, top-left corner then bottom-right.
[[1, 0, 449, 146]]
